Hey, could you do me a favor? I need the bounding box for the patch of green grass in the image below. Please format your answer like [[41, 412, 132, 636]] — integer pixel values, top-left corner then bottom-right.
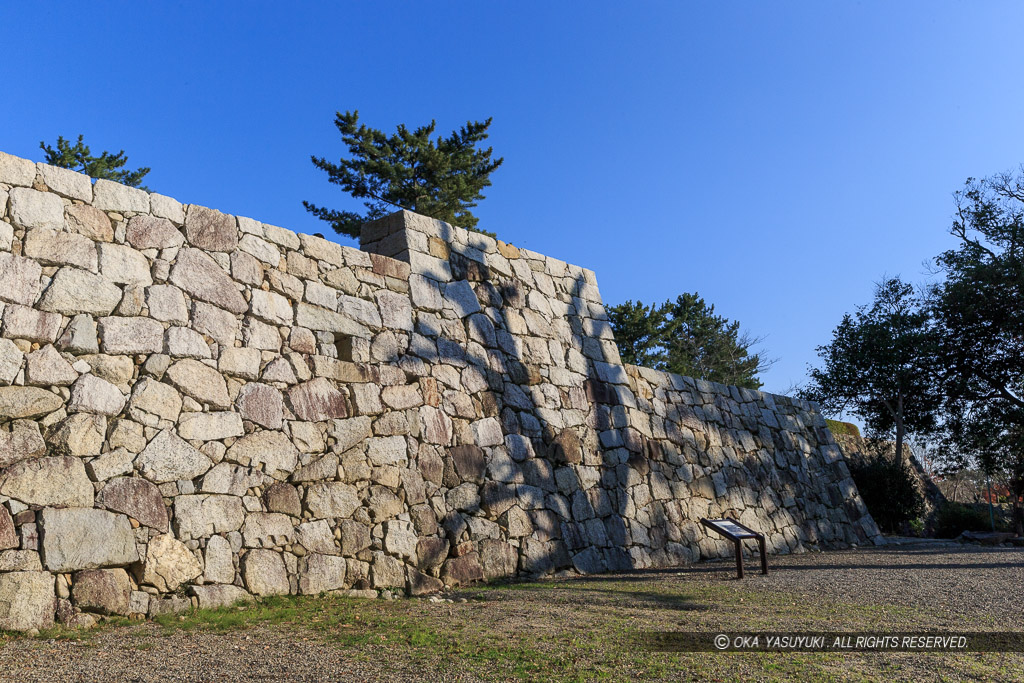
[[826, 419, 861, 437]]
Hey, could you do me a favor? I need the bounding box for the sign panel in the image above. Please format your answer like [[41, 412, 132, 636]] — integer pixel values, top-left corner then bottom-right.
[[704, 519, 756, 539]]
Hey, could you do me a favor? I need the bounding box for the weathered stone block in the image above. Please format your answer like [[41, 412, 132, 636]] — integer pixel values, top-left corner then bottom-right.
[[96, 477, 169, 532], [68, 374, 126, 416], [38, 268, 121, 316], [0, 571, 54, 631], [39, 507, 138, 572], [287, 377, 347, 421], [136, 429, 212, 483], [0, 456, 93, 507], [173, 495, 245, 538], [242, 549, 289, 596], [141, 534, 202, 592], [184, 204, 237, 252], [165, 359, 231, 409], [72, 568, 131, 615], [92, 179, 149, 213], [224, 430, 297, 478], [169, 248, 247, 314], [99, 316, 164, 355], [235, 382, 283, 429], [9, 188, 65, 231], [304, 481, 360, 519]]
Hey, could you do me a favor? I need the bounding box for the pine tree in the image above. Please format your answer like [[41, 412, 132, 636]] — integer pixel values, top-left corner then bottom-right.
[[608, 293, 769, 389], [304, 111, 503, 239], [40, 135, 150, 189]]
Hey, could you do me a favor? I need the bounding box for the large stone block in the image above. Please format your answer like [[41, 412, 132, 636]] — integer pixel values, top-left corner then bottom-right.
[[0, 456, 93, 507], [72, 568, 131, 615], [294, 303, 365, 336], [0, 252, 42, 306], [126, 215, 184, 250], [128, 377, 183, 424], [299, 553, 346, 594], [39, 507, 139, 572], [9, 188, 65, 231], [0, 571, 54, 631], [235, 382, 283, 429], [0, 506, 17, 550], [241, 512, 294, 548], [304, 481, 360, 519], [99, 316, 164, 355], [141, 534, 202, 592], [0, 152, 37, 186], [146, 284, 188, 323], [224, 430, 297, 478], [136, 429, 212, 483], [168, 248, 247, 314], [92, 179, 149, 213], [190, 584, 254, 609], [200, 462, 264, 496], [98, 243, 153, 286], [263, 482, 301, 517], [68, 374, 126, 416], [38, 268, 121, 316], [37, 163, 91, 201], [3, 304, 63, 343], [287, 377, 347, 421], [173, 495, 246, 538], [0, 339, 24, 385], [177, 411, 244, 441], [96, 477, 169, 532], [25, 345, 78, 386], [165, 359, 231, 409], [202, 535, 235, 584], [0, 420, 46, 468], [249, 289, 292, 325], [242, 549, 289, 596], [66, 204, 113, 242], [184, 204, 238, 252], [24, 227, 98, 271]]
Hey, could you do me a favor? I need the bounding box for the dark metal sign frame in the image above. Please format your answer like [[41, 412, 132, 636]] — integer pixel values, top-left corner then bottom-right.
[[699, 518, 768, 579]]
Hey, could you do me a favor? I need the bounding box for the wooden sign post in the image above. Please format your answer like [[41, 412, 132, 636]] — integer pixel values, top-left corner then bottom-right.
[[699, 518, 768, 579]]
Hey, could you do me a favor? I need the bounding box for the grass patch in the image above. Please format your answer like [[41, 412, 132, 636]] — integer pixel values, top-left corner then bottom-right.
[[826, 419, 861, 437]]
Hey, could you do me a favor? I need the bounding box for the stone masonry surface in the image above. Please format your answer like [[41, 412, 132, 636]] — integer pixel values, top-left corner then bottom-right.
[[0, 150, 881, 631]]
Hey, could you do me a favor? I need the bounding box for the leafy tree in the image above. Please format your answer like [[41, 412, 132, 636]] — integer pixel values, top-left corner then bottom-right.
[[608, 293, 769, 389], [304, 111, 503, 239], [801, 277, 942, 466], [40, 135, 150, 189], [931, 170, 1024, 535], [847, 457, 924, 533], [606, 300, 666, 368]]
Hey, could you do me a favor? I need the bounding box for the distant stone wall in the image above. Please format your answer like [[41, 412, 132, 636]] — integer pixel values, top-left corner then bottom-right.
[[0, 150, 880, 632]]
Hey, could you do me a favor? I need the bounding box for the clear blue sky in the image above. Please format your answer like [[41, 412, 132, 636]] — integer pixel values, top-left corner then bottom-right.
[[3, 2, 1022, 396]]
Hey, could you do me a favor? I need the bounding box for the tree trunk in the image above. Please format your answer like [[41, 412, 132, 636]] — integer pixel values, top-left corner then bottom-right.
[[893, 411, 905, 467], [1013, 479, 1024, 538]]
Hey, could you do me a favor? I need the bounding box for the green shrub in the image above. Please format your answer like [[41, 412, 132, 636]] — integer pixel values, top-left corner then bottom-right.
[[848, 457, 923, 533], [933, 502, 1007, 538], [826, 419, 861, 437]]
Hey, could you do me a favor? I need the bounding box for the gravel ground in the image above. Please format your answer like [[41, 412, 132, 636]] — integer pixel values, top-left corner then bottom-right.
[[1, 542, 1020, 682], [688, 541, 1024, 623]]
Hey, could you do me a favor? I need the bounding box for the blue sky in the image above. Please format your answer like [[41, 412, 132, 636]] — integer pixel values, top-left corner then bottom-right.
[[3, 2, 1022, 397]]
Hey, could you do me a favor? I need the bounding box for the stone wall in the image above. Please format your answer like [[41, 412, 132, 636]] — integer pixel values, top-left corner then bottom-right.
[[0, 150, 881, 632]]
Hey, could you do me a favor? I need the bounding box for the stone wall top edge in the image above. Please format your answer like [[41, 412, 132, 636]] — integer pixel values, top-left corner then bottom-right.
[[0, 150, 417, 281], [361, 209, 600, 287], [2, 150, 597, 293], [623, 361, 813, 412]]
